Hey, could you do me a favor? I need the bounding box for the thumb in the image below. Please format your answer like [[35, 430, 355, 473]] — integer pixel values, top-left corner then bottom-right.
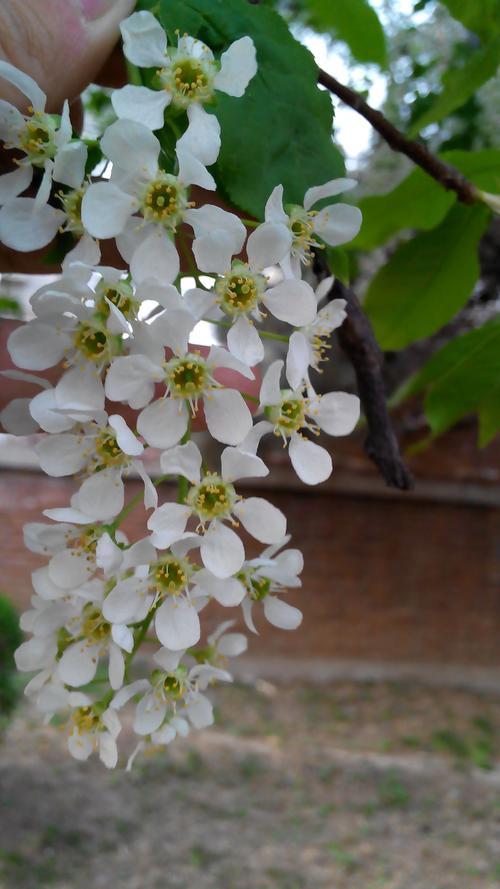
[[0, 0, 135, 112]]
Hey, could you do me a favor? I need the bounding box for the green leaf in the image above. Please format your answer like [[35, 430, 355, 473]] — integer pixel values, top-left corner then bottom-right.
[[353, 149, 500, 249], [409, 38, 500, 135], [157, 0, 344, 218], [326, 247, 350, 284], [304, 0, 387, 66], [364, 203, 490, 350], [395, 316, 500, 442], [439, 0, 500, 42]]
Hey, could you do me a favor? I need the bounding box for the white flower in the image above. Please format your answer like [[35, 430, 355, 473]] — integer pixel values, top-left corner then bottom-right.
[[286, 276, 347, 385], [239, 537, 304, 632], [67, 701, 121, 767], [192, 222, 318, 367], [106, 342, 254, 447], [147, 440, 286, 578], [81, 115, 219, 256], [265, 179, 362, 278], [35, 413, 157, 518], [243, 359, 360, 485], [112, 12, 256, 130], [0, 60, 88, 250]]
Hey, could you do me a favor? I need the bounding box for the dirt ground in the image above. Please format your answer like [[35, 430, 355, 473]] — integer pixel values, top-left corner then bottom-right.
[[1, 676, 500, 889]]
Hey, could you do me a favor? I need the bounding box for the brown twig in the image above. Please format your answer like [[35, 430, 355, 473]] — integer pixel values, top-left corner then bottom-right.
[[314, 258, 413, 489], [318, 69, 478, 204]]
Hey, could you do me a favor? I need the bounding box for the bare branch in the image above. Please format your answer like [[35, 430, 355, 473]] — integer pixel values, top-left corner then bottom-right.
[[318, 69, 478, 205], [314, 259, 414, 490]]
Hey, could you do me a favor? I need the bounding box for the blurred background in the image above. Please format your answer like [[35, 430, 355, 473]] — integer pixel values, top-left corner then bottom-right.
[[0, 0, 499, 886]]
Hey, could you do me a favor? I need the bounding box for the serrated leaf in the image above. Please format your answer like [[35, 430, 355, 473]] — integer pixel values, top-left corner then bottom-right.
[[304, 0, 387, 66], [409, 38, 500, 135], [439, 0, 500, 42], [353, 149, 500, 250], [157, 0, 344, 218], [395, 317, 500, 442], [364, 203, 490, 350]]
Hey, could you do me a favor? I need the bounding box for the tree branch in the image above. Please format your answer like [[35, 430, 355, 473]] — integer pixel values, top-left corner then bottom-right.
[[318, 69, 478, 205], [314, 259, 413, 489]]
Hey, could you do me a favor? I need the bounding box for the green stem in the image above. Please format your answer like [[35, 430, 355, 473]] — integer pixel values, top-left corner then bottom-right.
[[240, 218, 260, 228], [126, 61, 143, 87], [204, 317, 290, 343], [241, 391, 260, 404]]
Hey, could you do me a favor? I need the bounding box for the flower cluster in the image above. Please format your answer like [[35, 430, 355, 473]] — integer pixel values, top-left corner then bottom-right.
[[0, 10, 361, 768]]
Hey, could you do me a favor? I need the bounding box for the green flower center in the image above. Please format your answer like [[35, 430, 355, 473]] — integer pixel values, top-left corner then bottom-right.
[[265, 391, 306, 436], [160, 54, 214, 107], [238, 570, 272, 601], [81, 606, 111, 644], [96, 280, 136, 320], [58, 187, 85, 233], [95, 430, 126, 469], [288, 206, 318, 265], [152, 556, 191, 595], [141, 174, 188, 230], [187, 473, 235, 521], [165, 354, 209, 400], [216, 264, 264, 316], [74, 323, 109, 361], [72, 706, 101, 735], [19, 112, 57, 164]]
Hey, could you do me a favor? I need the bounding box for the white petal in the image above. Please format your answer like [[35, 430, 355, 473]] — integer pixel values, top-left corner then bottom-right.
[[221, 446, 268, 483], [155, 598, 200, 650], [259, 359, 283, 406], [30, 389, 75, 433], [194, 571, 245, 606], [108, 414, 143, 456], [68, 729, 93, 761], [81, 181, 136, 239], [130, 228, 179, 285], [32, 566, 65, 600], [76, 469, 124, 520], [111, 84, 171, 130], [159, 440, 202, 484], [120, 11, 168, 68], [102, 119, 161, 178], [134, 694, 167, 736], [99, 732, 118, 768], [137, 398, 187, 449], [186, 692, 213, 729], [185, 205, 246, 248], [239, 419, 273, 455], [263, 595, 303, 630], [58, 642, 99, 687], [0, 60, 46, 111], [204, 389, 252, 445], [105, 355, 162, 404], [62, 234, 100, 271], [102, 578, 146, 624], [264, 184, 288, 225], [234, 497, 286, 544], [153, 648, 184, 672], [147, 502, 191, 547], [286, 331, 310, 390], [213, 36, 257, 97], [303, 178, 357, 211], [217, 632, 247, 656], [247, 222, 292, 272], [111, 679, 150, 710], [208, 345, 254, 380], [53, 141, 87, 189], [109, 642, 125, 690], [178, 103, 220, 167], [313, 203, 362, 247], [227, 316, 264, 366], [0, 198, 65, 251], [314, 299, 347, 333], [288, 433, 332, 485], [315, 276, 335, 305], [192, 230, 237, 275], [96, 533, 123, 575], [123, 538, 157, 570], [176, 146, 215, 191], [7, 321, 68, 371], [263, 279, 317, 326], [313, 392, 360, 436], [35, 434, 87, 477], [200, 522, 245, 578], [134, 459, 159, 511], [49, 548, 93, 588], [0, 164, 32, 204], [148, 308, 194, 354], [0, 397, 39, 434], [55, 366, 105, 415]]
